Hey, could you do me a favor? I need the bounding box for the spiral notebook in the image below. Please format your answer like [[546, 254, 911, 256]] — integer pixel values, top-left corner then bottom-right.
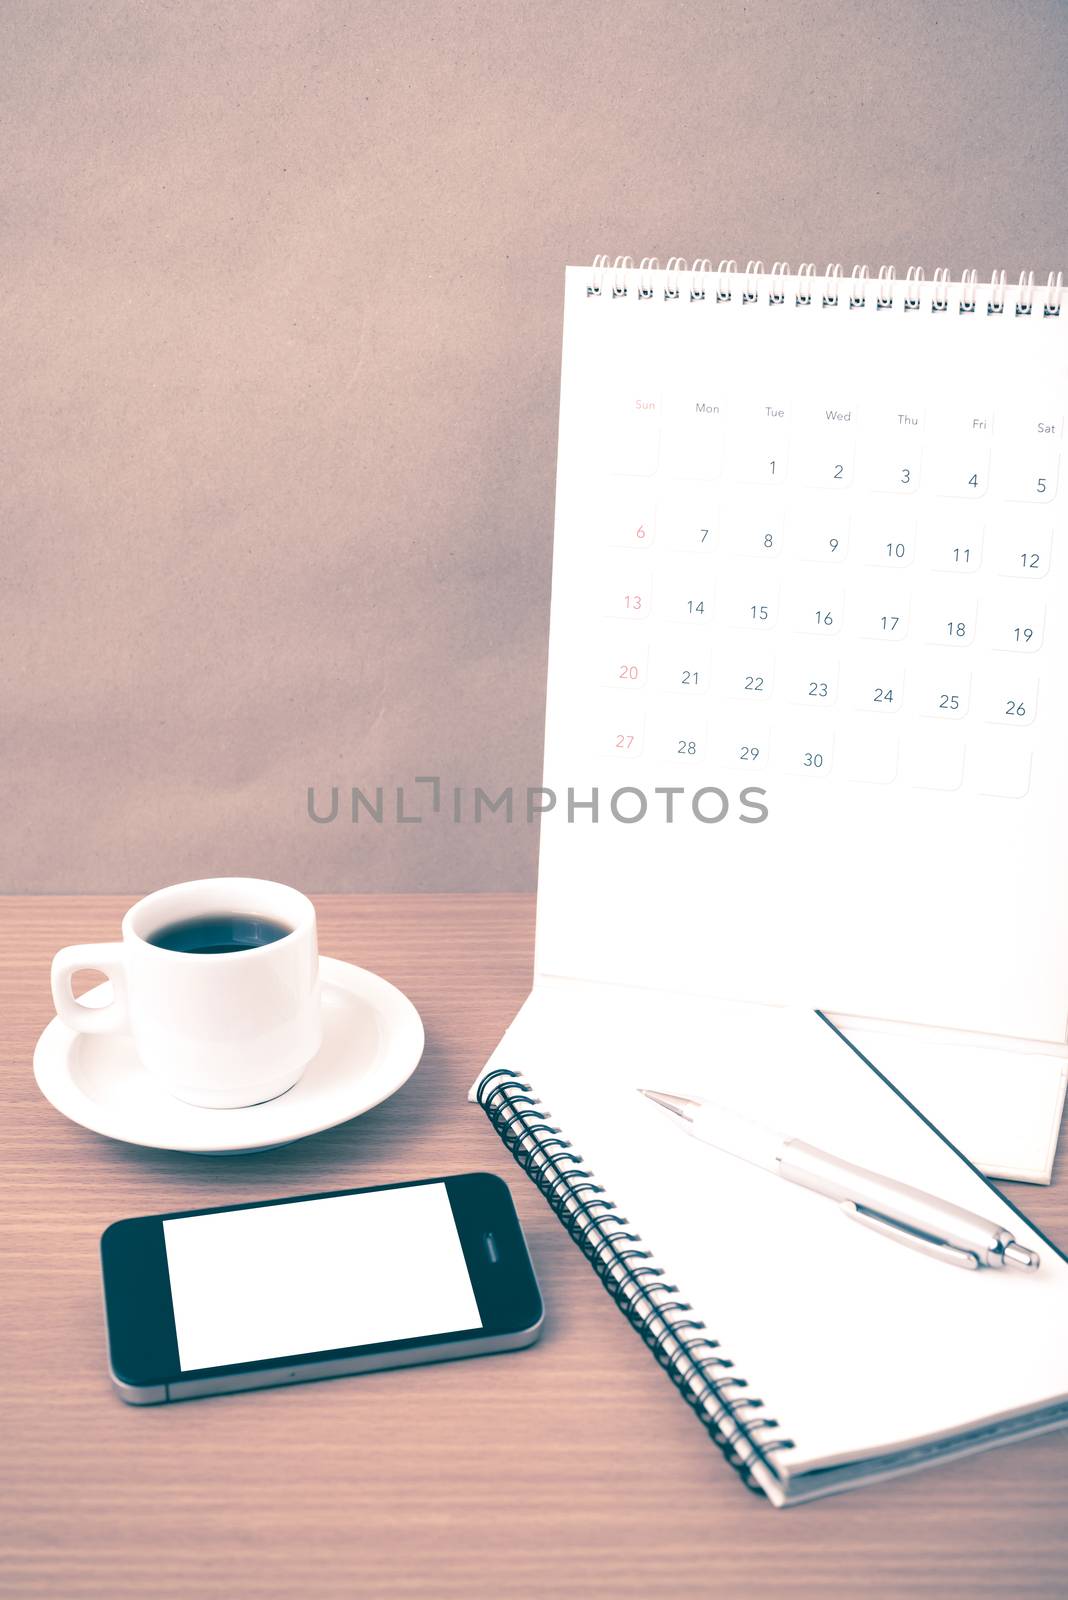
[[524, 258, 1068, 1180], [474, 987, 1068, 1505]]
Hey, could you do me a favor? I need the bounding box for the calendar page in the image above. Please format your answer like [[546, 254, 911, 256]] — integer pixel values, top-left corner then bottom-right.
[[533, 263, 1068, 1047]]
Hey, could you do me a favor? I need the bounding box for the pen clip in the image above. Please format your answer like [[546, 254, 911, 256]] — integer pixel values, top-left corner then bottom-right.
[[840, 1200, 981, 1270]]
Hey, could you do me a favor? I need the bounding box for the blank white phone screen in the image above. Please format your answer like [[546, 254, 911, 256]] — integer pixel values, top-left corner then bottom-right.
[[162, 1183, 483, 1372]]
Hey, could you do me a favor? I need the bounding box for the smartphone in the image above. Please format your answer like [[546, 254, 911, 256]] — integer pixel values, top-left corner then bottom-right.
[[101, 1171, 542, 1404]]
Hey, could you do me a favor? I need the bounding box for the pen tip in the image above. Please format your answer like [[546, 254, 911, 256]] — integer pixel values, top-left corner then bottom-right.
[[1004, 1241, 1041, 1270], [638, 1088, 696, 1119]]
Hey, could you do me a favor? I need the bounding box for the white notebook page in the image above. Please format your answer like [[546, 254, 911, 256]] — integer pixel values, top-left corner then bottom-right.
[[823, 1015, 1067, 1181], [530, 266, 1068, 1176], [485, 982, 1068, 1484]]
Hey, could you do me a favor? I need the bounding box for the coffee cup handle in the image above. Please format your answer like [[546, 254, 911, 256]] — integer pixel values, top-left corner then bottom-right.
[[51, 944, 129, 1035]]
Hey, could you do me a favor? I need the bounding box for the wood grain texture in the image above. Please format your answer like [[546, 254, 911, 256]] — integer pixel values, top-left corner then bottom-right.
[[2, 893, 1067, 1600]]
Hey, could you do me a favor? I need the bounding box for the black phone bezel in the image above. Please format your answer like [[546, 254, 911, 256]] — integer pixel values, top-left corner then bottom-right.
[[101, 1171, 541, 1390]]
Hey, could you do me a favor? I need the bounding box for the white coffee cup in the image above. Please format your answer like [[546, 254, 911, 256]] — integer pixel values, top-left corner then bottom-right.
[[50, 878, 323, 1109]]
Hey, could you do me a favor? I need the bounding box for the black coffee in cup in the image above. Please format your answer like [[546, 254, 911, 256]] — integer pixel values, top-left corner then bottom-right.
[[147, 913, 292, 956]]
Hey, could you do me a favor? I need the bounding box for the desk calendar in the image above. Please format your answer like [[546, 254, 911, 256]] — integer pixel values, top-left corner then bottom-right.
[[505, 259, 1068, 1180]]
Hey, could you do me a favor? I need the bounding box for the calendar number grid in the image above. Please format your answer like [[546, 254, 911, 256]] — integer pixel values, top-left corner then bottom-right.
[[588, 394, 1060, 801]]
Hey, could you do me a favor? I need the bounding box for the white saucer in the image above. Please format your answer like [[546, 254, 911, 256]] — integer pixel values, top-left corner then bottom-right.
[[32, 956, 425, 1154]]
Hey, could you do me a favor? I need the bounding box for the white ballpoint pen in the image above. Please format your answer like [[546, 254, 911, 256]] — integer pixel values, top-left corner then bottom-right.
[[639, 1089, 1040, 1273]]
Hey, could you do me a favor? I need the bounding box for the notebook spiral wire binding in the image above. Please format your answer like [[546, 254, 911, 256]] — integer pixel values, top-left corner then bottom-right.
[[477, 1066, 795, 1492], [588, 255, 1064, 316]]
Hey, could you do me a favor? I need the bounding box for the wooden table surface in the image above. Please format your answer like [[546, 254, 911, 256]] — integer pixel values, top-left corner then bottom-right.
[[3, 893, 1068, 1600]]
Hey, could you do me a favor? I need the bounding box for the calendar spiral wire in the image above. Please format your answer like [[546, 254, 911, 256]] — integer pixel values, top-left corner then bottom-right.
[[588, 256, 1064, 316], [477, 1066, 795, 1494]]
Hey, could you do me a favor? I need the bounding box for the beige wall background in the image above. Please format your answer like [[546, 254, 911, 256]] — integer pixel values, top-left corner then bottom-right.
[[4, 0, 1067, 892]]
